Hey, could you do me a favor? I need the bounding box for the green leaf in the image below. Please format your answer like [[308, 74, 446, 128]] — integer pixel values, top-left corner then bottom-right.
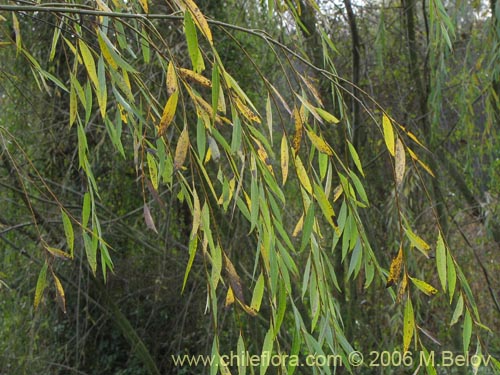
[[403, 297, 414, 352], [83, 232, 97, 275], [405, 228, 430, 257], [313, 182, 335, 227], [184, 11, 204, 73], [463, 310, 472, 354], [260, 328, 274, 375], [97, 55, 107, 118], [447, 251, 456, 302], [382, 114, 395, 156], [237, 334, 247, 375], [61, 209, 74, 258], [82, 192, 91, 228], [34, 261, 48, 309], [250, 273, 265, 312], [347, 141, 364, 176], [436, 232, 447, 292]]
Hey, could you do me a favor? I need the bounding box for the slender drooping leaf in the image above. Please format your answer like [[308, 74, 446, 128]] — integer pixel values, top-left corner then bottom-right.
[[436, 232, 447, 292], [34, 261, 48, 309], [403, 297, 415, 352], [382, 114, 395, 156]]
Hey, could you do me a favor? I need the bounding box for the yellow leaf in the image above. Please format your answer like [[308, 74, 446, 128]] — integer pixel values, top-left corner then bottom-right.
[[45, 246, 72, 260], [295, 155, 312, 195], [138, 0, 149, 13], [52, 272, 66, 313], [315, 107, 340, 124], [409, 276, 438, 296], [281, 135, 289, 186], [174, 127, 190, 169], [397, 273, 408, 303], [408, 148, 435, 177], [79, 40, 98, 89], [405, 228, 430, 257], [179, 67, 212, 88], [257, 147, 274, 175], [386, 245, 403, 288], [147, 153, 158, 189], [97, 32, 118, 70], [333, 185, 343, 202], [383, 114, 395, 156], [166, 61, 178, 95], [225, 286, 235, 308], [180, 0, 213, 45], [235, 96, 260, 123], [395, 137, 406, 187], [158, 90, 179, 136], [292, 106, 302, 155], [307, 128, 334, 156], [292, 214, 304, 237]]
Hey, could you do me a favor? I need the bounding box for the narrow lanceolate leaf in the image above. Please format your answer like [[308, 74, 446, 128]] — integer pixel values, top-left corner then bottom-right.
[[409, 277, 438, 296], [382, 114, 395, 156], [313, 182, 335, 227], [395, 137, 406, 187], [235, 96, 261, 123], [174, 127, 190, 169], [463, 310, 472, 354], [147, 153, 158, 190], [78, 40, 98, 89], [34, 261, 48, 309], [281, 134, 289, 186], [408, 148, 435, 177], [315, 107, 340, 124], [405, 228, 430, 257], [266, 94, 273, 142], [52, 272, 66, 313], [347, 141, 364, 176], [178, 67, 211, 87], [69, 79, 77, 127], [45, 246, 72, 260], [166, 61, 178, 95], [180, 0, 213, 45], [144, 203, 158, 233], [294, 155, 312, 195], [250, 273, 265, 312], [403, 297, 415, 352], [260, 328, 274, 375], [12, 13, 21, 51], [61, 209, 74, 257], [184, 11, 202, 72], [436, 232, 447, 292], [158, 90, 179, 136], [224, 252, 245, 304], [386, 245, 403, 288], [292, 106, 302, 155], [225, 286, 235, 308], [306, 128, 333, 156]]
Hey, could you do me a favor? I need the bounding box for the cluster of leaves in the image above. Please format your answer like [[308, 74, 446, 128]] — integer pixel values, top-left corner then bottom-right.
[[1, 0, 499, 373]]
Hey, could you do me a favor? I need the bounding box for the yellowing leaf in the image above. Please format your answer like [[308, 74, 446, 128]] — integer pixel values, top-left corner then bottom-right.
[[307, 128, 333, 156], [34, 261, 48, 309], [139, 0, 148, 13], [181, 0, 213, 45], [97, 32, 118, 70], [386, 245, 403, 288], [281, 135, 289, 186], [235, 96, 260, 123], [383, 114, 395, 156], [52, 272, 66, 313], [408, 148, 435, 177], [292, 214, 304, 237], [292, 107, 302, 155], [225, 285, 235, 308], [313, 182, 335, 227], [78, 40, 98, 89], [315, 107, 340, 124], [166, 61, 178, 95], [45, 246, 72, 260], [409, 276, 438, 296], [158, 90, 179, 136], [294, 155, 312, 195], [397, 272, 408, 303], [147, 153, 158, 190], [179, 67, 211, 88], [12, 13, 21, 52], [174, 127, 190, 169], [395, 137, 406, 187], [405, 228, 430, 257], [224, 252, 245, 303], [403, 297, 414, 352]]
